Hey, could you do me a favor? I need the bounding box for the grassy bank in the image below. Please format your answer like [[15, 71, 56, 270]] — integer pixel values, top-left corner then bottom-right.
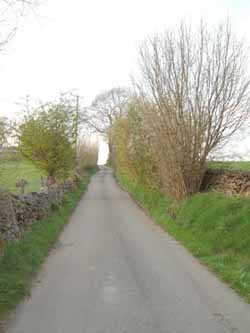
[[0, 168, 96, 318], [117, 173, 250, 303]]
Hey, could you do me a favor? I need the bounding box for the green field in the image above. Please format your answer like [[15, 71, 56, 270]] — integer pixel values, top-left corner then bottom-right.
[[0, 159, 45, 193], [208, 161, 250, 172]]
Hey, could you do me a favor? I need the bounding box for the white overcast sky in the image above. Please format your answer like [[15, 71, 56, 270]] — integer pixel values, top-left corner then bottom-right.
[[0, 0, 250, 162]]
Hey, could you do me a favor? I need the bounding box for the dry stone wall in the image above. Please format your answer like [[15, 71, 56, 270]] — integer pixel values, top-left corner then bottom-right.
[[0, 177, 80, 250], [202, 169, 250, 196]]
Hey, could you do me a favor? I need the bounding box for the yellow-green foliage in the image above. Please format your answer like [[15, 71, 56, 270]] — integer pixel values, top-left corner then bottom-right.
[[77, 138, 98, 172], [19, 104, 76, 179], [0, 117, 8, 146], [112, 117, 134, 177], [111, 103, 158, 188]]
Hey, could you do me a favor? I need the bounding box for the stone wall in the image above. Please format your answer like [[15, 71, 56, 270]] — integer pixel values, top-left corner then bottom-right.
[[202, 169, 250, 196], [0, 176, 80, 250]]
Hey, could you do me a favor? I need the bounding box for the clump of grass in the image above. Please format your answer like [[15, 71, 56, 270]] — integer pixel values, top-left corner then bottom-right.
[[117, 173, 250, 303], [0, 169, 95, 317]]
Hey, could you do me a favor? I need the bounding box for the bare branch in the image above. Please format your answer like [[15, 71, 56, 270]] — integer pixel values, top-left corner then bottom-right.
[[136, 21, 250, 199]]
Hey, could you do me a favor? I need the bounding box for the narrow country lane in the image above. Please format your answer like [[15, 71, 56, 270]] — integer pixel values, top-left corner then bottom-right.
[[6, 167, 250, 333]]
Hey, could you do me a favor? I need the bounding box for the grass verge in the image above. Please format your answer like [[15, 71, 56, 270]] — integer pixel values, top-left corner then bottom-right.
[[0, 168, 96, 319], [117, 173, 250, 303]]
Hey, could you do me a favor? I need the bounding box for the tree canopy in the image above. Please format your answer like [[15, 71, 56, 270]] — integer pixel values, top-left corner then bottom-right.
[[18, 102, 76, 179]]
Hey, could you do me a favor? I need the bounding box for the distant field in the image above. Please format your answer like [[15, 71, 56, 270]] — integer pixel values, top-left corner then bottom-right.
[[207, 161, 250, 172], [0, 159, 45, 193]]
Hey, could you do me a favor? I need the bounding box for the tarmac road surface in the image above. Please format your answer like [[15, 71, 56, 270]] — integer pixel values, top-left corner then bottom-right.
[[6, 167, 250, 333]]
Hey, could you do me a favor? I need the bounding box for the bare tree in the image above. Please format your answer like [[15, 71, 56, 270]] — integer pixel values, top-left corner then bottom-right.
[[137, 21, 250, 200], [0, 0, 40, 49], [87, 87, 130, 160], [88, 87, 130, 133]]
